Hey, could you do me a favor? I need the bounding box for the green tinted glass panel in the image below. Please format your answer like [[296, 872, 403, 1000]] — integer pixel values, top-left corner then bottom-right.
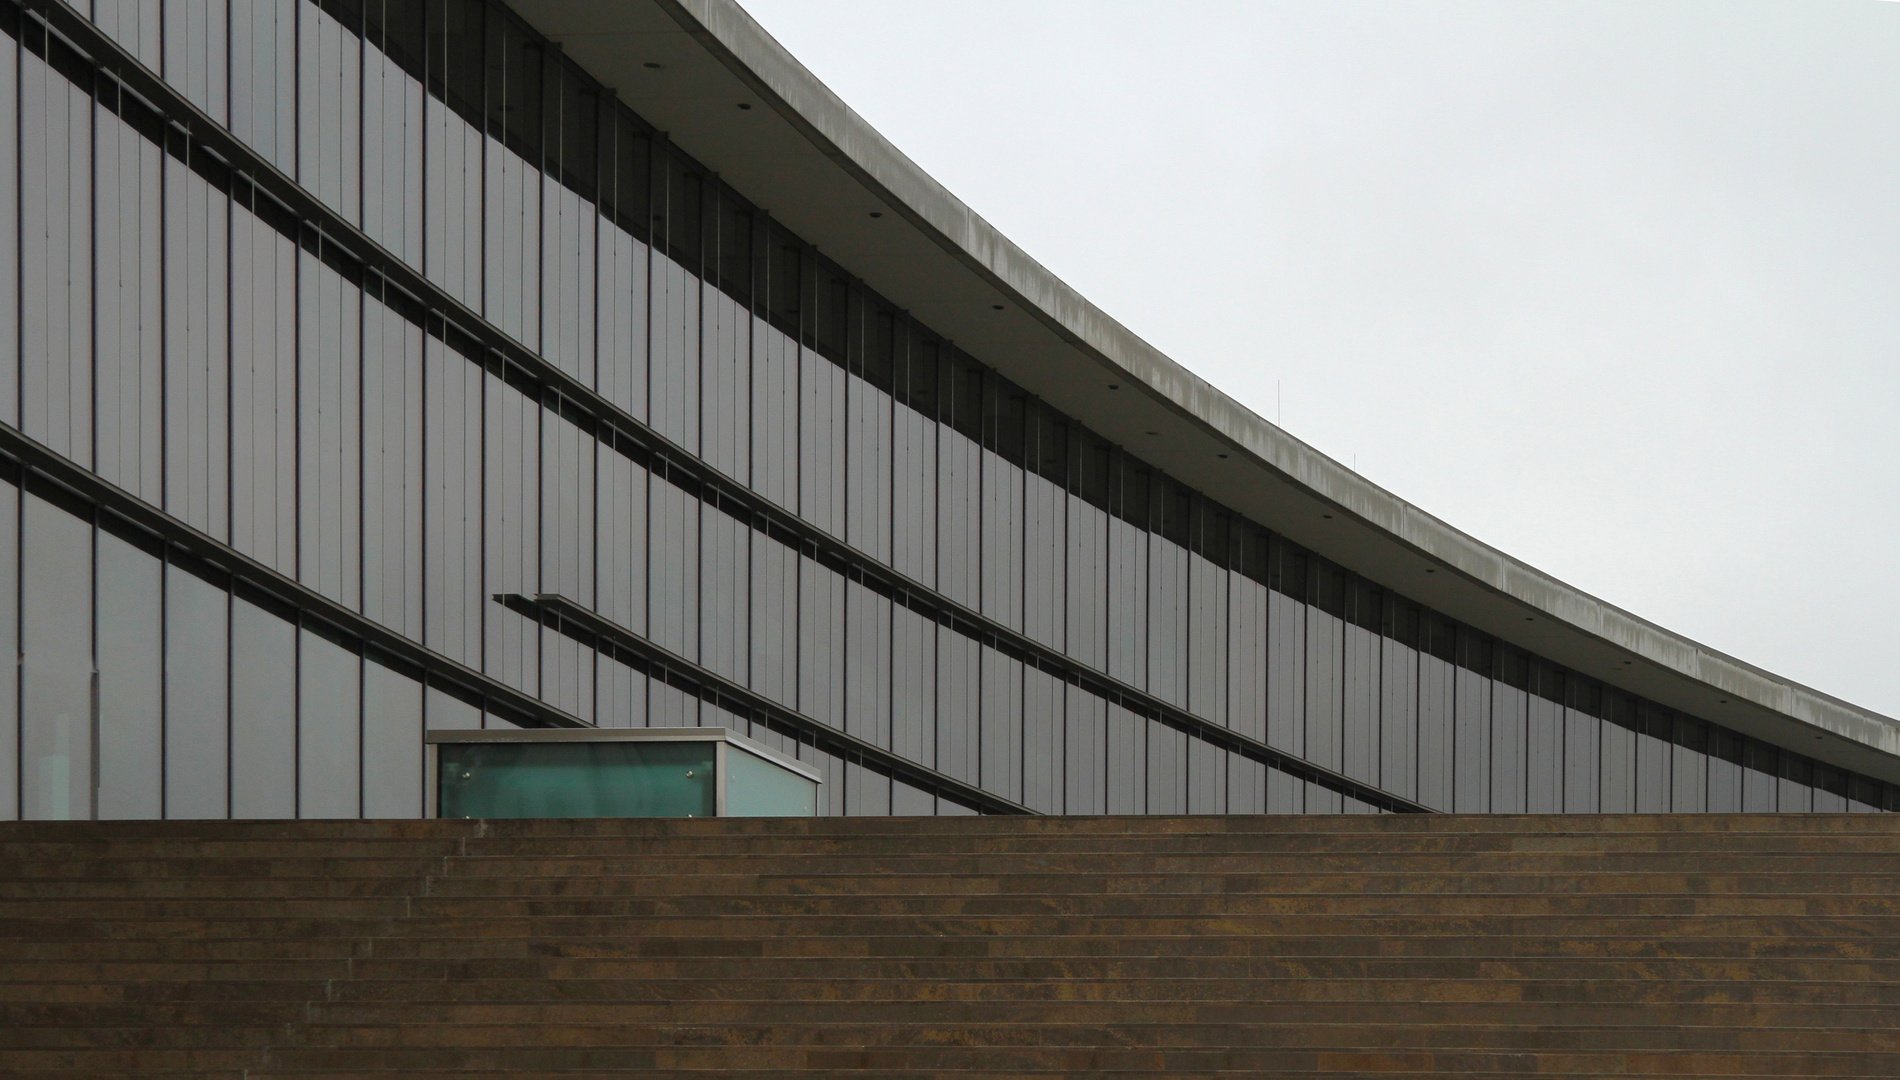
[[438, 741, 716, 819], [725, 746, 819, 817]]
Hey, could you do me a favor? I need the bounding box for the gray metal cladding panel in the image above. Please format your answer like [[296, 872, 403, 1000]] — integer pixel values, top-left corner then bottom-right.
[[1454, 667, 1492, 814], [231, 598, 297, 821], [892, 406, 938, 588], [1417, 656, 1455, 812], [1107, 518, 1148, 692], [1342, 624, 1381, 788], [1490, 685, 1528, 815], [1106, 705, 1146, 815], [845, 378, 893, 564], [1064, 687, 1107, 815], [1022, 667, 1064, 814], [1305, 608, 1344, 774], [299, 628, 363, 819], [1564, 708, 1602, 814], [21, 493, 93, 822], [1186, 554, 1227, 727], [1065, 500, 1108, 672], [96, 533, 163, 821], [1527, 696, 1564, 814], [1379, 638, 1420, 801], [95, 105, 164, 503], [163, 563, 230, 821], [844, 582, 891, 749], [979, 648, 1024, 804]]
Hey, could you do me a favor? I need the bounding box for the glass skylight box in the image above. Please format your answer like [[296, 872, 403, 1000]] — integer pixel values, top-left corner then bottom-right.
[[425, 728, 823, 819]]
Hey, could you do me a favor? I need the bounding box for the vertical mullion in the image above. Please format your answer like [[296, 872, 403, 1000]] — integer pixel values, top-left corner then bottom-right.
[[642, 138, 659, 722], [694, 181, 708, 687]]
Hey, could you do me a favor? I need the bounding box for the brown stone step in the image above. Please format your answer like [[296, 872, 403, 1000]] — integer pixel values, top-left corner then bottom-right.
[[25, 889, 1865, 921], [243, 1072, 1871, 1080], [291, 972, 1900, 1006], [0, 878, 427, 902], [15, 930, 1886, 977], [5, 812, 1893, 848], [0, 917, 405, 944], [8, 874, 1898, 919], [419, 868, 1900, 896], [0, 858, 443, 885], [278, 929, 1900, 961], [7, 916, 1889, 949], [5, 933, 1891, 988], [247, 1040, 1900, 1075], [271, 1011, 1900, 1049], [13, 910, 1886, 947], [446, 833, 1900, 858], [300, 952, 1900, 984], [0, 1003, 304, 1044], [426, 849, 1900, 877], [282, 997, 1896, 1032], [17, 836, 1900, 874], [0, 837, 464, 861], [0, 899, 418, 921], [0, 939, 365, 964], [0, 962, 351, 987], [434, 851, 1887, 879], [300, 989, 1899, 1029], [440, 833, 1900, 857], [345, 891, 1900, 917], [15, 849, 1900, 890], [0, 1048, 267, 1073], [8, 812, 1897, 846], [0, 978, 334, 1004]]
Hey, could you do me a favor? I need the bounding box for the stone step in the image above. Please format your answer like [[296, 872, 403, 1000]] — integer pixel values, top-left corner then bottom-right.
[[205, 852, 1900, 884], [297, 973, 1900, 1006], [243, 1072, 1866, 1080], [10, 1005, 1886, 1044], [19, 829, 1900, 855], [13, 848, 1900, 885], [9, 892, 1852, 919], [296, 992, 1900, 1028], [247, 1041, 1900, 1075], [7, 815, 1898, 850], [7, 927, 1890, 967], [8, 813, 1892, 837], [0, 857, 446, 882], [7, 941, 1895, 991], [8, 873, 1899, 918], [9, 911, 1894, 949], [265, 1014, 1900, 1049]]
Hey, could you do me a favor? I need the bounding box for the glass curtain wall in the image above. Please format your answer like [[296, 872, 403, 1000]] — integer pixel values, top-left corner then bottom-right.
[[0, 0, 1889, 819]]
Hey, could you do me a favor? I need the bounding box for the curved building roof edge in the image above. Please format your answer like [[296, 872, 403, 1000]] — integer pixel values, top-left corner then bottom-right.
[[523, 0, 1900, 779]]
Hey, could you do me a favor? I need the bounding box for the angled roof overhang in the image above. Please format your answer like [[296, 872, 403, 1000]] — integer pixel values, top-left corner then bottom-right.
[[508, 0, 1900, 783]]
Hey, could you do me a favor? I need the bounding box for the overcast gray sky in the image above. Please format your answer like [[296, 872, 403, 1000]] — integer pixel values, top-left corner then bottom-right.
[[739, 0, 1900, 718]]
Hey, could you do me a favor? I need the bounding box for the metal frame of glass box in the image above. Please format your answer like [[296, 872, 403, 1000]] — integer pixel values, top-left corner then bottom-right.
[[424, 727, 825, 819]]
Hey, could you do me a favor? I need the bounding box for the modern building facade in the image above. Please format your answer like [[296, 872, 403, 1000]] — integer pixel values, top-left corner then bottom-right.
[[1, 0, 1895, 823]]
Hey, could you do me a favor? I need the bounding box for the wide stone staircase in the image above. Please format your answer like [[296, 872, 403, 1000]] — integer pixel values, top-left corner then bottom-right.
[[0, 814, 1896, 1077]]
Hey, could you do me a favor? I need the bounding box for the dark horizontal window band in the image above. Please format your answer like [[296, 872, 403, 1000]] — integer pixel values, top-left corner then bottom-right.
[[512, 590, 1422, 817], [0, 420, 586, 731], [819, 561, 1432, 816], [502, 594, 1034, 817], [34, 0, 1432, 816]]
